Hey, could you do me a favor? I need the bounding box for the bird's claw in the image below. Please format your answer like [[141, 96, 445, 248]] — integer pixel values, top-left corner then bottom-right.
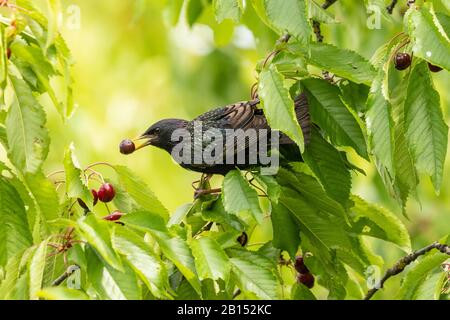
[[194, 188, 222, 199]]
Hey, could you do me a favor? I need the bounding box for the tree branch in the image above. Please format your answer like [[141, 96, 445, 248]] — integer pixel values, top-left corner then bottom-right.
[[51, 264, 80, 286], [364, 242, 450, 300], [312, 0, 338, 43], [386, 0, 398, 14]]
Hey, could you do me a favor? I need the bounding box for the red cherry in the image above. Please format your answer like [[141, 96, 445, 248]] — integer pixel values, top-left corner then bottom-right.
[[428, 63, 443, 73], [119, 139, 135, 154], [296, 272, 315, 289], [91, 189, 98, 206], [97, 183, 115, 203], [103, 210, 123, 221], [394, 53, 411, 70], [294, 256, 309, 274]]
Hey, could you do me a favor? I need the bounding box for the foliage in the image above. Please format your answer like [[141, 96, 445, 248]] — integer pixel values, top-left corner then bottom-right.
[[0, 0, 449, 301]]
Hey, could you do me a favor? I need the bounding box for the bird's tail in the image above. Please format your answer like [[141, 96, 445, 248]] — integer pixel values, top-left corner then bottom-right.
[[294, 93, 311, 144]]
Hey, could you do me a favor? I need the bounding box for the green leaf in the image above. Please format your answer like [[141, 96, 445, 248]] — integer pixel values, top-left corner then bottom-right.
[[350, 195, 411, 252], [113, 165, 169, 221], [6, 75, 49, 173], [166, 0, 184, 25], [366, 70, 395, 174], [0, 177, 32, 266], [279, 190, 351, 254], [263, 0, 311, 44], [121, 211, 202, 295], [28, 239, 48, 300], [85, 245, 141, 300], [258, 64, 305, 152], [77, 214, 122, 271], [271, 201, 300, 259], [45, 0, 61, 51], [291, 283, 317, 300], [186, 0, 206, 26], [303, 128, 351, 207], [295, 43, 377, 85], [190, 237, 231, 282], [63, 144, 93, 208], [37, 287, 90, 300], [23, 171, 60, 225], [201, 198, 245, 231], [308, 0, 337, 24], [222, 169, 263, 223], [213, 0, 242, 23], [252, 173, 281, 204], [278, 166, 348, 222], [408, 5, 450, 71], [339, 80, 370, 113], [302, 78, 368, 159], [230, 255, 278, 299], [0, 24, 7, 93], [396, 251, 449, 300], [112, 226, 171, 299], [404, 61, 448, 192]]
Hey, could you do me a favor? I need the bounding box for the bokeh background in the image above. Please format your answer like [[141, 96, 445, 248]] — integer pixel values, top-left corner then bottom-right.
[[37, 0, 450, 298]]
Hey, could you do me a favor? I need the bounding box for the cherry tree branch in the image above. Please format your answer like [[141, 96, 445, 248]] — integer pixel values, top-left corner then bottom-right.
[[312, 0, 338, 42], [51, 264, 80, 286], [386, 0, 398, 14], [364, 242, 450, 300]]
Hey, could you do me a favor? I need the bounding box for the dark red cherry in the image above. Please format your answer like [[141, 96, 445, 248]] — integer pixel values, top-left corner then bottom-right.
[[97, 183, 115, 203], [103, 210, 123, 221], [394, 53, 411, 70], [119, 139, 135, 154], [428, 63, 443, 73], [296, 272, 315, 289], [294, 256, 309, 274]]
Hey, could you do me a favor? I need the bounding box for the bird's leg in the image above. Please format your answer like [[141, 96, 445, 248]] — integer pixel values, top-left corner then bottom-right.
[[194, 188, 222, 199], [193, 174, 218, 199]]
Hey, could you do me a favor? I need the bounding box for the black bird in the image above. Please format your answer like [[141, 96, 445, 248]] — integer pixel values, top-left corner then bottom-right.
[[126, 93, 311, 177]]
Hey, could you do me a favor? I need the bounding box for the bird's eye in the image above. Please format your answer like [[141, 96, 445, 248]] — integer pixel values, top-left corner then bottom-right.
[[153, 127, 160, 134]]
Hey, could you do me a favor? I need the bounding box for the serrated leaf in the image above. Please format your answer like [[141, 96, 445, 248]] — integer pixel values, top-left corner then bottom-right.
[[113, 165, 168, 221], [350, 195, 411, 252], [279, 190, 351, 254], [404, 61, 448, 192], [302, 78, 368, 159], [190, 237, 230, 282], [252, 173, 281, 204], [230, 255, 278, 299], [28, 239, 48, 300], [308, 0, 337, 24], [258, 64, 305, 152], [112, 226, 171, 299], [263, 0, 311, 44], [201, 198, 245, 231], [45, 0, 60, 51], [408, 5, 450, 71], [63, 144, 92, 208], [222, 169, 263, 223], [85, 245, 141, 300], [396, 251, 448, 300], [295, 43, 377, 85], [271, 201, 300, 259], [121, 211, 202, 295], [6, 75, 49, 173], [291, 283, 317, 300], [303, 128, 351, 207], [77, 215, 122, 271], [0, 177, 33, 267], [214, 0, 242, 23], [366, 70, 395, 174], [278, 166, 348, 223]]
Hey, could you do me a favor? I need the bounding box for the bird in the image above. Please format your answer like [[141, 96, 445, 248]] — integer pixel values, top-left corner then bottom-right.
[[122, 93, 311, 196]]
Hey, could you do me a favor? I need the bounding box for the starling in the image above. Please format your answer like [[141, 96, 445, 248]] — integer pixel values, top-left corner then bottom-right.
[[124, 93, 311, 176]]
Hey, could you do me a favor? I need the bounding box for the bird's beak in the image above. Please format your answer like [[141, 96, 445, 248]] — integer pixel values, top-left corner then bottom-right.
[[133, 134, 155, 151]]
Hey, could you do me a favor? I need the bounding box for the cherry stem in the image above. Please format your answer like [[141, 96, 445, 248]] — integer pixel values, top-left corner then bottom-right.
[[85, 162, 115, 171], [104, 203, 111, 214]]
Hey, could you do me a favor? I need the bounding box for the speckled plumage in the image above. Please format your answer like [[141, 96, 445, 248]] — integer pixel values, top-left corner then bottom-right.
[[140, 93, 311, 175]]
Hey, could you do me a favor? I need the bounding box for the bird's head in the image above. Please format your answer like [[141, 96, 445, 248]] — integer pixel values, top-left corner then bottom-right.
[[133, 118, 188, 153]]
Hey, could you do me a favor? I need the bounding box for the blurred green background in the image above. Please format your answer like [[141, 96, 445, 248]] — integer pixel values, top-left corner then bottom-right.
[[37, 0, 449, 298]]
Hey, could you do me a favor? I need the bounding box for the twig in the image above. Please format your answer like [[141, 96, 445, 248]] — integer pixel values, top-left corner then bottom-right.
[[386, 0, 398, 14], [51, 264, 80, 286], [364, 242, 450, 300], [322, 0, 338, 10]]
